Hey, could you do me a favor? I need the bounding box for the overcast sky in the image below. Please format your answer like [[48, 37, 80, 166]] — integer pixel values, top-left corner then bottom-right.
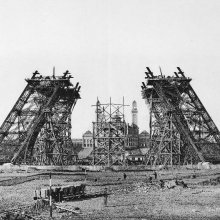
[[0, 0, 220, 138]]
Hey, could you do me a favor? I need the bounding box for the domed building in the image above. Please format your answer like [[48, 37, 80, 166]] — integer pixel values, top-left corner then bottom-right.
[[72, 130, 93, 164], [82, 130, 93, 148], [72, 100, 150, 164]]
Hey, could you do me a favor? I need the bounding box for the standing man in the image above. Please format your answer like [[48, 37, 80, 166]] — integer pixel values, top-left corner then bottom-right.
[[103, 188, 108, 206], [153, 171, 157, 180], [123, 173, 127, 180]]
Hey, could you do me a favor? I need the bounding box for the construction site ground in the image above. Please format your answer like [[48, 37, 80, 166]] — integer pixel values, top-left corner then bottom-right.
[[0, 168, 220, 219]]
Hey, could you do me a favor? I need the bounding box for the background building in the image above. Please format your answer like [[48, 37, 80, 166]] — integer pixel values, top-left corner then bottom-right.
[[131, 100, 138, 126], [125, 101, 150, 150], [72, 138, 83, 148], [139, 130, 150, 148], [126, 123, 139, 149], [82, 130, 93, 148], [72, 100, 150, 164], [126, 101, 139, 148], [125, 101, 150, 164]]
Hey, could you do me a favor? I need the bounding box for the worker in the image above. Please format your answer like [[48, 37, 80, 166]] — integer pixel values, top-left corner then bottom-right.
[[175, 177, 178, 185], [103, 188, 108, 206], [160, 180, 165, 188], [123, 173, 127, 180], [153, 171, 157, 180], [180, 180, 188, 188], [33, 190, 37, 200]]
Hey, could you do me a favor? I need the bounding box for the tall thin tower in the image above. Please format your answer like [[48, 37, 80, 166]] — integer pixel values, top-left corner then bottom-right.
[[132, 100, 138, 126]]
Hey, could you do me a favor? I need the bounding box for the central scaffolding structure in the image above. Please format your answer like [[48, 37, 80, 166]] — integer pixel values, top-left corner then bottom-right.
[[92, 98, 128, 167]]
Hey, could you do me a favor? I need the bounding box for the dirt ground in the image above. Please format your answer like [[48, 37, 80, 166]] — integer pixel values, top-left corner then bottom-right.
[[0, 168, 220, 219]]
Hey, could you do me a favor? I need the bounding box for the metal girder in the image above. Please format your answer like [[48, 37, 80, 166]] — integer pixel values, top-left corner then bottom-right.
[[0, 71, 80, 165], [142, 67, 220, 166]]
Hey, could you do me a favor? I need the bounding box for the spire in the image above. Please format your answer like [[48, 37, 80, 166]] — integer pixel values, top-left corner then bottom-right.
[[132, 100, 138, 126], [52, 66, 56, 79]]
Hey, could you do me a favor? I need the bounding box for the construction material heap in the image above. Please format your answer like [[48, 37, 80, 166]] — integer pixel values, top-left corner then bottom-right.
[[0, 70, 81, 165], [141, 67, 220, 166]]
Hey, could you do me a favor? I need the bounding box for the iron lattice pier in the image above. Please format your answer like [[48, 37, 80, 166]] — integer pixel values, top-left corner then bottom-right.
[[0, 70, 81, 165], [141, 67, 220, 166], [92, 98, 128, 167]]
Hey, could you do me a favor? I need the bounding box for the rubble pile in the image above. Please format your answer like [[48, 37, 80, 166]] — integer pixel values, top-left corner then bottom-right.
[[0, 211, 28, 220], [132, 179, 189, 194], [0, 163, 28, 174], [201, 176, 220, 186]]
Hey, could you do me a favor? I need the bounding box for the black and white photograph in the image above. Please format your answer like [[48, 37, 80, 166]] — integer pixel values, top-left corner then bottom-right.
[[0, 0, 220, 219]]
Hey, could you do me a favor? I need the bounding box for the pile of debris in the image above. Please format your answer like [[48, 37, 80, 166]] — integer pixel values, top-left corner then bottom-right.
[[0, 163, 29, 174], [0, 209, 33, 220], [200, 176, 220, 186], [161, 179, 188, 189], [134, 182, 158, 193], [133, 178, 188, 194]]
